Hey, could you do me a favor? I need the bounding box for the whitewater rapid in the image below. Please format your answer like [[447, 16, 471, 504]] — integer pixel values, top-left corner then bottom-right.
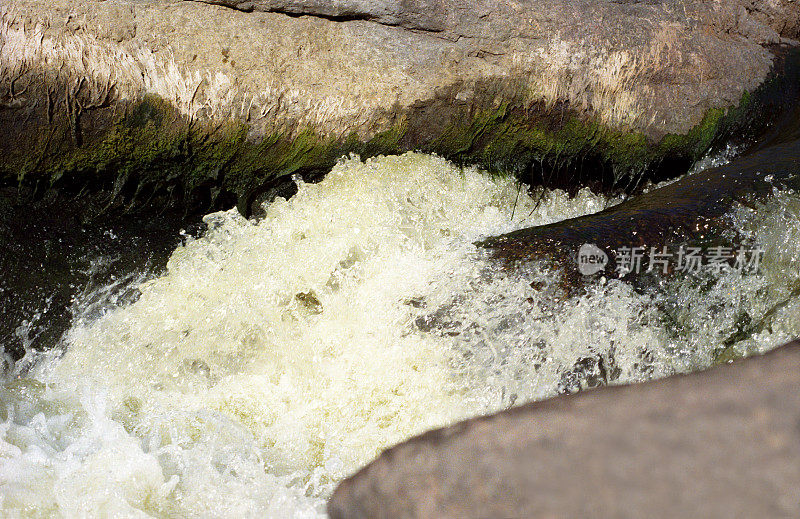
[[1, 152, 799, 517]]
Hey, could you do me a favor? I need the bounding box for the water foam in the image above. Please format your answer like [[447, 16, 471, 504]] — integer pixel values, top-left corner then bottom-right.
[[1, 152, 796, 517]]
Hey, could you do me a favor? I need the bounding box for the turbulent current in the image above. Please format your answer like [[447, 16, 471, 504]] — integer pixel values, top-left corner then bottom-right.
[[2, 152, 800, 517]]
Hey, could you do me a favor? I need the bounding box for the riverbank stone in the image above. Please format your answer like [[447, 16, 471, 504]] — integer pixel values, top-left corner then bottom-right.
[[2, 0, 800, 216], [328, 341, 800, 519]]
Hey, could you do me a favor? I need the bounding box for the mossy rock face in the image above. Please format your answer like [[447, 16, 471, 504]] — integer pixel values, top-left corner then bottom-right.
[[0, 95, 762, 218], [0, 89, 408, 218], [417, 47, 800, 195], [1, 48, 798, 220]]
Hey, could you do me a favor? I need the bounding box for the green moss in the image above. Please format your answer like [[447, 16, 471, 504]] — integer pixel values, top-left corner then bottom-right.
[[41, 94, 202, 192], [0, 62, 778, 217], [420, 104, 653, 184], [427, 103, 509, 157], [18, 94, 738, 213], [657, 107, 725, 160], [14, 95, 383, 212], [354, 125, 406, 157], [416, 86, 761, 191]]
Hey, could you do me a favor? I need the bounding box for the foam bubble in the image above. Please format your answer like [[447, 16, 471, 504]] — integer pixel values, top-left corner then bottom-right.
[[1, 152, 796, 517]]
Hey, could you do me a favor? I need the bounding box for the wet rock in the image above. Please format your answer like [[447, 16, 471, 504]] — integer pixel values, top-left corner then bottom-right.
[[3, 0, 800, 216], [198, 0, 446, 31], [329, 341, 800, 519], [557, 351, 622, 394], [295, 290, 323, 314], [479, 136, 800, 279]]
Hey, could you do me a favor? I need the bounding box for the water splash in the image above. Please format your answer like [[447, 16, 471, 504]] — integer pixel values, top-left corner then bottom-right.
[[0, 152, 796, 517]]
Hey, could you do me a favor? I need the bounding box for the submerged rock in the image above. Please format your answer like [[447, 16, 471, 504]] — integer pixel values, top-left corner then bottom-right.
[[2, 0, 800, 215], [328, 340, 800, 519]]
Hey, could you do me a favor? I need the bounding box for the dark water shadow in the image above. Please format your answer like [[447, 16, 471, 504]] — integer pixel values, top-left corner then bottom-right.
[[0, 192, 206, 363]]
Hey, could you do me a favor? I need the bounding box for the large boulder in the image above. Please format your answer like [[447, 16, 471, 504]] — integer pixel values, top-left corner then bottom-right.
[[328, 341, 800, 518], [2, 0, 800, 215]]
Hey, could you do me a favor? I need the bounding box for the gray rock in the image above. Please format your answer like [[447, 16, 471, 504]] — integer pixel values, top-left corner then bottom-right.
[[4, 0, 797, 142], [329, 341, 800, 519], [194, 0, 445, 31], [2, 0, 800, 215]]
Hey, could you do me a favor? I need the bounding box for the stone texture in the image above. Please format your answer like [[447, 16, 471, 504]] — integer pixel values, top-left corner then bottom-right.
[[479, 131, 800, 280], [2, 0, 800, 214], [3, 0, 794, 139], [328, 341, 800, 519], [196, 0, 447, 31]]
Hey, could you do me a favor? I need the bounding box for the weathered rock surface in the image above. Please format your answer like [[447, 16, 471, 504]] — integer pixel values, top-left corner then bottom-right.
[[328, 341, 800, 519], [2, 0, 800, 214]]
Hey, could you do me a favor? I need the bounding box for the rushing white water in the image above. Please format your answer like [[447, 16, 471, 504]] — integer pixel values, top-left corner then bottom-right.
[[1, 152, 798, 518]]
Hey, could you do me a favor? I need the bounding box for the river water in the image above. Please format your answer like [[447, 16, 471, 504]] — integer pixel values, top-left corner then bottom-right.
[[1, 152, 799, 517]]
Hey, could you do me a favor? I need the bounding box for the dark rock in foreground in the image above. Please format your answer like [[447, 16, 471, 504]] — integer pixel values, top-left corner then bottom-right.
[[329, 341, 800, 519]]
